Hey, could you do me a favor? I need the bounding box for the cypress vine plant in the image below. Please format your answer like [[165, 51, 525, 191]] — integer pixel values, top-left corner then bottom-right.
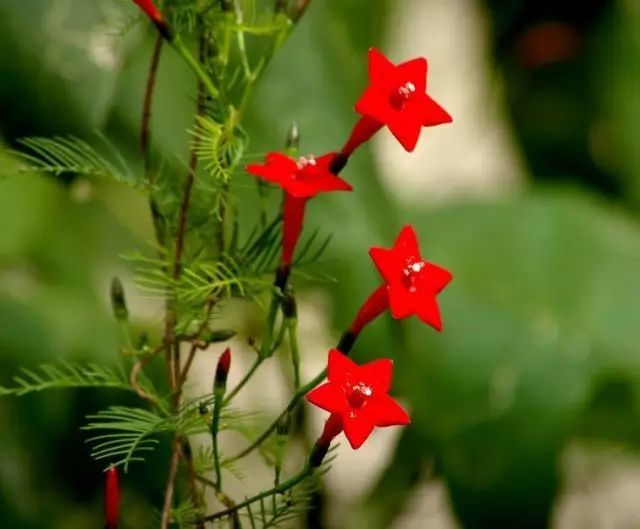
[[2, 1, 455, 527]]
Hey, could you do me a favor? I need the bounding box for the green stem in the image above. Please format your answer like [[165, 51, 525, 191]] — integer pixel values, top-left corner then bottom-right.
[[259, 289, 282, 358], [171, 36, 219, 101], [269, 319, 288, 357], [203, 466, 313, 522], [286, 317, 301, 390], [211, 388, 224, 487], [233, 0, 252, 81], [222, 356, 263, 405], [228, 368, 326, 462]]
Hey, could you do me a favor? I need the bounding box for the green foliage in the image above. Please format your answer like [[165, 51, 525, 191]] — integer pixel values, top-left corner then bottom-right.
[[0, 361, 131, 396], [83, 405, 169, 471], [12, 135, 143, 189]]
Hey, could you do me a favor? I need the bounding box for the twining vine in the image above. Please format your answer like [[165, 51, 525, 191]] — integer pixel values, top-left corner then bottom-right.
[[2, 1, 455, 528]]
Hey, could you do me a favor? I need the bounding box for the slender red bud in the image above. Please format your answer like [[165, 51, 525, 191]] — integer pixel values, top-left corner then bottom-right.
[[331, 116, 383, 174], [104, 466, 120, 529], [214, 347, 232, 389], [310, 414, 343, 467], [281, 193, 307, 269], [132, 0, 173, 40]]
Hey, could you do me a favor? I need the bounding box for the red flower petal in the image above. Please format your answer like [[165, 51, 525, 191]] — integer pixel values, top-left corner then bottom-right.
[[245, 163, 282, 184], [369, 247, 400, 284], [355, 86, 393, 125], [387, 112, 423, 152], [394, 225, 421, 258], [266, 152, 299, 171], [396, 57, 428, 94], [368, 48, 397, 88], [342, 411, 376, 449], [416, 296, 443, 331], [327, 349, 358, 387], [418, 263, 453, 294], [359, 358, 393, 393], [370, 394, 411, 427], [306, 383, 347, 415], [387, 284, 416, 319], [417, 94, 453, 126]]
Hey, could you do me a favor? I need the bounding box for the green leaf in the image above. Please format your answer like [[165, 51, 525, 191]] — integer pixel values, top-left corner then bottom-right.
[[13, 135, 143, 189], [0, 361, 131, 396], [83, 405, 169, 471]]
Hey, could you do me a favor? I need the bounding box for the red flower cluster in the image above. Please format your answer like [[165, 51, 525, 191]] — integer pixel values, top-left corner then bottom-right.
[[247, 48, 453, 453], [307, 349, 409, 449]]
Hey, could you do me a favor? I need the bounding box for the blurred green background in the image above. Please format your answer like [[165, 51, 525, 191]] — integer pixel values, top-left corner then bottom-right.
[[2, 1, 640, 528]]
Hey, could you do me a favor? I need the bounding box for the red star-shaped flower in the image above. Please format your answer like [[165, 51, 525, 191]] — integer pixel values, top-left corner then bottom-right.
[[307, 349, 410, 449], [246, 152, 352, 199], [369, 225, 452, 331], [246, 153, 352, 270], [355, 48, 452, 152]]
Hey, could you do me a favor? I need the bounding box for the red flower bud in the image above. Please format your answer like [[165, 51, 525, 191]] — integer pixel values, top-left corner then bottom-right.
[[215, 347, 232, 389], [133, 0, 164, 23], [104, 466, 120, 529], [132, 0, 173, 40]]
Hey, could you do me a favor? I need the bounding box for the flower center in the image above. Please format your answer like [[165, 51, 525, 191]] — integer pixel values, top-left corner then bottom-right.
[[291, 154, 317, 181], [296, 154, 317, 170], [346, 382, 373, 409], [401, 258, 426, 292], [389, 81, 416, 110]]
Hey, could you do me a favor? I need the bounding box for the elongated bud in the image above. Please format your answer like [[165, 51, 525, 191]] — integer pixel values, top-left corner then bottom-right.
[[285, 122, 300, 154], [110, 277, 129, 322], [337, 285, 389, 354], [104, 466, 120, 529], [214, 347, 232, 391], [132, 0, 173, 40], [310, 414, 343, 467], [201, 329, 236, 344], [281, 287, 297, 320]]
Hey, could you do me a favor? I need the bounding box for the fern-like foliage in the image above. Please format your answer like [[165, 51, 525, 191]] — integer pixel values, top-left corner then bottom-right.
[[240, 468, 329, 529], [83, 406, 170, 471], [171, 498, 201, 529], [0, 361, 131, 396], [13, 135, 143, 189]]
